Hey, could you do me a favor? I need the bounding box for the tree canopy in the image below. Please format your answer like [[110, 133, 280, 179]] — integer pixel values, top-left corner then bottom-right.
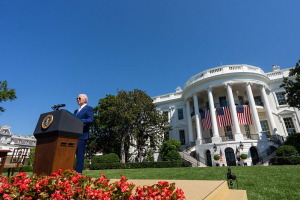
[[28, 147, 36, 166], [160, 138, 182, 161], [0, 80, 17, 113], [280, 59, 300, 109], [91, 89, 171, 163]]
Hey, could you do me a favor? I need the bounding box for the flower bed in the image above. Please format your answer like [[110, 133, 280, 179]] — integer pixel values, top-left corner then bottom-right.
[[0, 169, 185, 199]]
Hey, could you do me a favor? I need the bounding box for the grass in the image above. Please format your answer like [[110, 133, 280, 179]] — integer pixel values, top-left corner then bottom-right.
[[3, 165, 300, 199], [82, 165, 300, 200]]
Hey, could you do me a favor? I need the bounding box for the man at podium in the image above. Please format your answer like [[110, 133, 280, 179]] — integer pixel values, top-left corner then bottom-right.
[[74, 94, 94, 173]]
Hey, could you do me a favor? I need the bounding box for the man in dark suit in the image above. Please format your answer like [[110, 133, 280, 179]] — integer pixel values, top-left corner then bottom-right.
[[74, 94, 94, 174]]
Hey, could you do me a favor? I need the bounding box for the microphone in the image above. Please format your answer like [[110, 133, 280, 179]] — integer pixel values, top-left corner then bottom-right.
[[51, 104, 66, 111]]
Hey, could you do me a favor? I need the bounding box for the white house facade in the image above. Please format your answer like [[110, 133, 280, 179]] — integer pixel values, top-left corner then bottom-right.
[[153, 64, 299, 167], [0, 125, 36, 165]]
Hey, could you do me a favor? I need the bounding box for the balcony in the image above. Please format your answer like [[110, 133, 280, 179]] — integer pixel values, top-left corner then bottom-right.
[[190, 100, 264, 117], [184, 64, 265, 89], [202, 137, 212, 144]]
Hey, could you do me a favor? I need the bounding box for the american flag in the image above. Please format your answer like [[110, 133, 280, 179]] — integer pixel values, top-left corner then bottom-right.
[[200, 110, 212, 131], [219, 149, 223, 163], [216, 106, 232, 127], [236, 105, 252, 125]]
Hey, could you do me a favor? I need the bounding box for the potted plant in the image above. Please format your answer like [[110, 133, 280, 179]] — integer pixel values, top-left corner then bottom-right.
[[214, 155, 220, 166], [241, 154, 247, 166]]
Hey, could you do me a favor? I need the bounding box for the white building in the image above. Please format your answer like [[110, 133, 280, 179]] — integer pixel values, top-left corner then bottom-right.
[[153, 64, 299, 166], [0, 125, 36, 165]]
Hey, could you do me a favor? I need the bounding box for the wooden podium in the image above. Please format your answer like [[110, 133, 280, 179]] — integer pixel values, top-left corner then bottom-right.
[[33, 109, 84, 175]]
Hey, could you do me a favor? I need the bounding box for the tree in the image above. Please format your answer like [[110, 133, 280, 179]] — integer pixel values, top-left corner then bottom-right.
[[130, 90, 172, 162], [280, 59, 300, 109], [91, 94, 129, 160], [160, 139, 182, 161], [284, 133, 300, 153], [0, 80, 17, 113], [91, 89, 171, 163], [28, 147, 36, 166]]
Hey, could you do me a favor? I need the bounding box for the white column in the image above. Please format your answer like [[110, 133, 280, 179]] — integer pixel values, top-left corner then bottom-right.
[[186, 100, 194, 143], [245, 82, 267, 141], [206, 87, 220, 143], [260, 84, 277, 135], [225, 82, 244, 141], [193, 94, 203, 145]]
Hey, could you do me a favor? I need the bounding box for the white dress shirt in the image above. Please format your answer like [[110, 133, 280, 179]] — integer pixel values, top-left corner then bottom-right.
[[77, 104, 87, 115]]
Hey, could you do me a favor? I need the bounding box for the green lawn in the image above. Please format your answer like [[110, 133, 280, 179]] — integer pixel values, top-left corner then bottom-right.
[[82, 166, 300, 200], [3, 166, 300, 200]]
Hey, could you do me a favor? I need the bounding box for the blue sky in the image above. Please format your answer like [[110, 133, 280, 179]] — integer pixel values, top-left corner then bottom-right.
[[1, 1, 300, 136]]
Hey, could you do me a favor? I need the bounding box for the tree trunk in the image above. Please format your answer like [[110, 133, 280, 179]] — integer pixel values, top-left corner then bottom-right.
[[120, 131, 128, 163], [137, 145, 141, 162]]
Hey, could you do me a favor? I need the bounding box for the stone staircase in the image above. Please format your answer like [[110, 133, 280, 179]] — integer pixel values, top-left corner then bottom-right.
[[180, 144, 207, 167]]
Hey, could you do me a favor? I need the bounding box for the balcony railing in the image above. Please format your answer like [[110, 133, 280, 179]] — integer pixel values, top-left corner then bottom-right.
[[191, 99, 264, 117], [202, 137, 212, 144]]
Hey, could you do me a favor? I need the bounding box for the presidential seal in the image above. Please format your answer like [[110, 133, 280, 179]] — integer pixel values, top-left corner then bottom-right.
[[42, 114, 54, 129]]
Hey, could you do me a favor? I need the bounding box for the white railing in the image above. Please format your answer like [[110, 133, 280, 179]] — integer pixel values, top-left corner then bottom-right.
[[152, 92, 183, 103], [184, 65, 265, 89]]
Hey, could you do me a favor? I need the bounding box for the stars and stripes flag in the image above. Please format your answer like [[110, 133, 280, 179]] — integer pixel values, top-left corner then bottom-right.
[[219, 148, 223, 163], [216, 106, 232, 127], [236, 105, 252, 125], [200, 110, 212, 131]]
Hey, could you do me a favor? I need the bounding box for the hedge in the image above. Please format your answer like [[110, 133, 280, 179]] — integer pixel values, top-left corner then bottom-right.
[[90, 161, 190, 170], [277, 156, 300, 165], [2, 165, 33, 173], [91, 153, 120, 165], [276, 145, 299, 157]]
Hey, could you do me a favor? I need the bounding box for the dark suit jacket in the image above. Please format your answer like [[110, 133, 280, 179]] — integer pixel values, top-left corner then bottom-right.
[[74, 105, 94, 140]]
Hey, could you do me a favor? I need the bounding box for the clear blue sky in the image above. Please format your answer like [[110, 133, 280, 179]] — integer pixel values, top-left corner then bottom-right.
[[1, 1, 299, 136]]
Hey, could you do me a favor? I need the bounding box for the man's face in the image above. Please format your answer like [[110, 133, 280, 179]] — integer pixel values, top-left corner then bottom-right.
[[77, 95, 87, 106]]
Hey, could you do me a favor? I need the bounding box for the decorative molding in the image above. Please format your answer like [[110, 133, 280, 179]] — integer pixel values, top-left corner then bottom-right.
[[223, 82, 233, 88], [205, 86, 213, 91]]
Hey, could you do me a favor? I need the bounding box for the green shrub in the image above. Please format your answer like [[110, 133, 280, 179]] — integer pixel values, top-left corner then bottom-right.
[[276, 145, 299, 157], [164, 150, 182, 161], [240, 154, 248, 160], [91, 153, 120, 165], [213, 155, 220, 161], [22, 165, 33, 172], [277, 156, 300, 165], [284, 133, 300, 153], [160, 139, 181, 161]]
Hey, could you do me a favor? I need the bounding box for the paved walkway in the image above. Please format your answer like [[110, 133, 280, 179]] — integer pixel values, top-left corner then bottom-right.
[[110, 179, 233, 199]]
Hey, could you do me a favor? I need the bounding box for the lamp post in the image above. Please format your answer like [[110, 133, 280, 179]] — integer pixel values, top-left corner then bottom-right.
[[239, 141, 244, 151], [213, 143, 217, 152]]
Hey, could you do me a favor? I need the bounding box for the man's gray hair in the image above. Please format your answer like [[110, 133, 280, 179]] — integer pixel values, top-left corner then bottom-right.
[[79, 94, 88, 102]]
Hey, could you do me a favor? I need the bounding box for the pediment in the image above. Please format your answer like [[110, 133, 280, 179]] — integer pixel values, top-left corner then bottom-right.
[[175, 123, 187, 128], [276, 109, 295, 115]]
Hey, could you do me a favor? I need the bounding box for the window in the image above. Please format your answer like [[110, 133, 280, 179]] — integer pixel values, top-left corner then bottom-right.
[[254, 96, 262, 106], [276, 92, 286, 105], [224, 126, 233, 140], [178, 109, 184, 120], [219, 96, 227, 107], [283, 118, 296, 135], [260, 120, 271, 138], [244, 125, 251, 139], [25, 141, 28, 144], [238, 96, 244, 105], [18, 140, 21, 144], [163, 111, 168, 117], [209, 129, 213, 137], [179, 130, 185, 145]]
